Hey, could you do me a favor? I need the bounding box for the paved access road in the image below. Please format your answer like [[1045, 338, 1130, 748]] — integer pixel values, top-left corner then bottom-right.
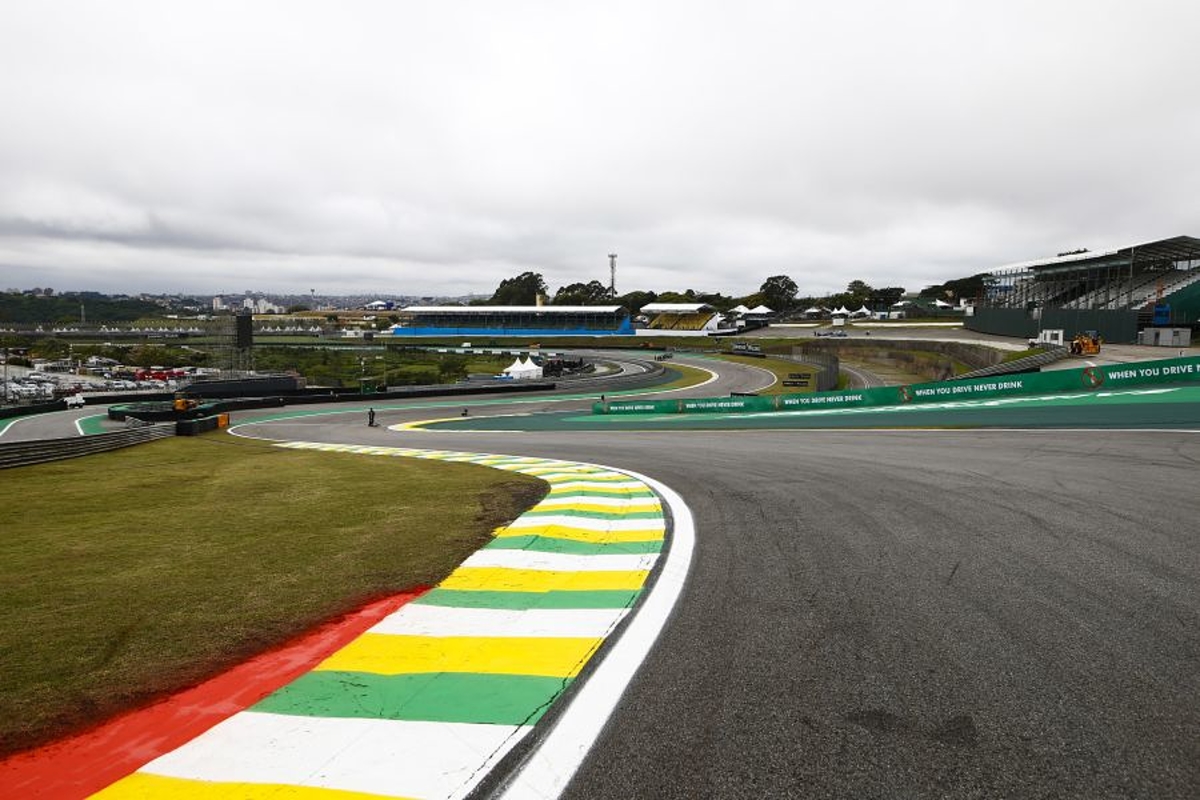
[[237, 373, 1200, 799]]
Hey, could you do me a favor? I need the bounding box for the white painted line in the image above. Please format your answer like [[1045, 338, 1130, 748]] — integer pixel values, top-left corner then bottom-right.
[[504, 516, 666, 532], [461, 549, 659, 573], [369, 605, 631, 639], [636, 363, 719, 395], [0, 414, 42, 439], [534, 471, 630, 481], [496, 467, 695, 800], [138, 711, 531, 800], [534, 496, 662, 510], [544, 480, 648, 492]]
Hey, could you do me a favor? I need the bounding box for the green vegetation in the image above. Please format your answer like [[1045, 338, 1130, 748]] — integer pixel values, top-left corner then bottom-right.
[[644, 362, 714, 392], [0, 435, 545, 756], [705, 353, 816, 395], [0, 292, 163, 325], [1001, 347, 1041, 363], [252, 347, 514, 387]]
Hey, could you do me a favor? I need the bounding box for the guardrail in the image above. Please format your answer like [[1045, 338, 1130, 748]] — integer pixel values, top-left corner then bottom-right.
[[0, 425, 174, 470], [951, 346, 1070, 380]]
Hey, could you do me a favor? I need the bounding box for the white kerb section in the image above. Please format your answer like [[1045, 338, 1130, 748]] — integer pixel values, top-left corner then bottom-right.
[[497, 468, 695, 799]]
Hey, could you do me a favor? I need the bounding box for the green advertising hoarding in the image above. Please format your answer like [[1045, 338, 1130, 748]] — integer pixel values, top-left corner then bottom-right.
[[594, 356, 1200, 416]]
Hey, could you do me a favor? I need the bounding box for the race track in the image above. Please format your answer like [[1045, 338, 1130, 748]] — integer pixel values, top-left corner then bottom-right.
[[10, 350, 1198, 798], [227, 354, 1200, 799]]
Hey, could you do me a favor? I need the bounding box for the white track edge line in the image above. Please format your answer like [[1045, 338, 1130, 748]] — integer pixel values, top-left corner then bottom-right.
[[496, 466, 694, 800]]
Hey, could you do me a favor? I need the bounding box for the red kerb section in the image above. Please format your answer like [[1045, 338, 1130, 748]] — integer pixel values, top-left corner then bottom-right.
[[0, 589, 426, 799]]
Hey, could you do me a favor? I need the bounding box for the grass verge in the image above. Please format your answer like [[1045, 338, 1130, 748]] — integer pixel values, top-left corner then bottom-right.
[[704, 353, 811, 395], [639, 362, 714, 393], [0, 434, 545, 757]]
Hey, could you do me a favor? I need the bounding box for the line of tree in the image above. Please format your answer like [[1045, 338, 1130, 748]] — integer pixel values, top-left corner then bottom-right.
[[0, 291, 163, 325], [469, 272, 924, 316], [917, 273, 989, 302]]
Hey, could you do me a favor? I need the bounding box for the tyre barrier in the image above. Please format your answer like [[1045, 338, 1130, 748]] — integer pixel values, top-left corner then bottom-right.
[[175, 414, 231, 436]]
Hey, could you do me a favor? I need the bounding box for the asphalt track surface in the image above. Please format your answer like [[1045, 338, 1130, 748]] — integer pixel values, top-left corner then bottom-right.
[[219, 353, 1200, 800], [11, 351, 1200, 798]]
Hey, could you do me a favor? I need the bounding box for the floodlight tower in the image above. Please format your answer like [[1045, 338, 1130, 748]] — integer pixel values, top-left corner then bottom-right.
[[608, 253, 618, 298]]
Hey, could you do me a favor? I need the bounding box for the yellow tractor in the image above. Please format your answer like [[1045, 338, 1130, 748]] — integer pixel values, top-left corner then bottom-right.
[[1069, 331, 1102, 356], [173, 392, 199, 412]]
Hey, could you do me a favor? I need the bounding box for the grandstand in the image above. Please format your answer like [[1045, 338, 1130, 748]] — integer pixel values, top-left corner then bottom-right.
[[639, 303, 727, 336], [387, 306, 633, 338], [968, 235, 1200, 343]]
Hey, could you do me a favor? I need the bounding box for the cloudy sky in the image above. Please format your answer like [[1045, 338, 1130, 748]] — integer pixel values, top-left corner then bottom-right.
[[2, 1, 1198, 300]]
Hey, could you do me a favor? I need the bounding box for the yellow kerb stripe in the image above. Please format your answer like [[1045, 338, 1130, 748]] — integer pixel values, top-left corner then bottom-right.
[[317, 633, 600, 678], [531, 502, 662, 515], [91, 772, 410, 800], [440, 566, 649, 592], [493, 526, 664, 544]]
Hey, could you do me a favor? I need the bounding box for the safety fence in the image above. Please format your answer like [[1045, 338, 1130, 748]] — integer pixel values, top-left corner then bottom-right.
[[594, 356, 1200, 416]]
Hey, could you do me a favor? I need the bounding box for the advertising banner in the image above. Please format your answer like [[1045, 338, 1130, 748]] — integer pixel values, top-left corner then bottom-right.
[[594, 356, 1200, 415]]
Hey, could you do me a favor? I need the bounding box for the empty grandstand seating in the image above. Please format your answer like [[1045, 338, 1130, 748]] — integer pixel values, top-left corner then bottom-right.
[[647, 312, 716, 331]]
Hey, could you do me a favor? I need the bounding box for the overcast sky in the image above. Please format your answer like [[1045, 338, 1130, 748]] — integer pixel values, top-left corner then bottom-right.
[[2, 1, 1198, 300]]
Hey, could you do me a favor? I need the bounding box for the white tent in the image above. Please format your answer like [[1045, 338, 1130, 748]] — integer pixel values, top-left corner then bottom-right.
[[503, 357, 542, 380], [934, 299, 954, 308], [851, 306, 872, 317], [521, 356, 543, 379], [802, 306, 823, 315], [831, 306, 850, 316], [729, 304, 751, 314], [747, 305, 773, 315]]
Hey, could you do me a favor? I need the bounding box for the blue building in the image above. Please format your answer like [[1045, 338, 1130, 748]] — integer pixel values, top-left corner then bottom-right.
[[387, 305, 633, 338]]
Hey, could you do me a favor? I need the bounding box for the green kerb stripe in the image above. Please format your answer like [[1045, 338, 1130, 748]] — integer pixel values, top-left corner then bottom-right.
[[548, 488, 657, 499], [253, 671, 569, 725], [485, 535, 663, 555], [415, 588, 641, 609], [524, 509, 664, 520]]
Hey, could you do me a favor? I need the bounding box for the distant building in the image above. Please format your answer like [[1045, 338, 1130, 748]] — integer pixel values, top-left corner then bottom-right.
[[388, 306, 632, 337]]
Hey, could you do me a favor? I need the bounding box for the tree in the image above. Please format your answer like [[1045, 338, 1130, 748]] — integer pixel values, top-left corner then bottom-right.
[[759, 275, 798, 311], [869, 286, 906, 308], [488, 272, 548, 306], [920, 273, 989, 301], [615, 290, 657, 315], [845, 280, 873, 304], [552, 280, 610, 305]]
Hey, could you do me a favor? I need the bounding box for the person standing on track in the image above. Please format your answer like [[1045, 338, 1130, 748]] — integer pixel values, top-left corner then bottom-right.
[[368, 408, 376, 427]]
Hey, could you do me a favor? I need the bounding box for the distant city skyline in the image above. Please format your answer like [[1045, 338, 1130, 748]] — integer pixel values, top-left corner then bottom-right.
[[2, 3, 1198, 299]]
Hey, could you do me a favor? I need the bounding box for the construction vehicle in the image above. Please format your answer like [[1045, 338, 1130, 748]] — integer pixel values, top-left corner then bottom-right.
[[1069, 331, 1102, 356], [172, 392, 199, 412]]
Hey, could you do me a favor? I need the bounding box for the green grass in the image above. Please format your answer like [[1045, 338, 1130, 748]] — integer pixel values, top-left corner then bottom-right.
[[705, 353, 815, 395], [1001, 347, 1040, 363], [643, 362, 713, 392], [0, 435, 545, 756]]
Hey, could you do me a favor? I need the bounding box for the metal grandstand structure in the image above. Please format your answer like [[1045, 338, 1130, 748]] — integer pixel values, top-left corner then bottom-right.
[[389, 305, 633, 337], [969, 235, 1200, 343], [983, 235, 1200, 312]]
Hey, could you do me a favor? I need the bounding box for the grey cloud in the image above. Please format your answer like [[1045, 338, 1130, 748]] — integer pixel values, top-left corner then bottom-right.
[[1, 1, 1198, 298]]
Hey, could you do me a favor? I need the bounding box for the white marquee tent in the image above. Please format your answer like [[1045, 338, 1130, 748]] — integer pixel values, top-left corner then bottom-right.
[[502, 356, 543, 380]]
